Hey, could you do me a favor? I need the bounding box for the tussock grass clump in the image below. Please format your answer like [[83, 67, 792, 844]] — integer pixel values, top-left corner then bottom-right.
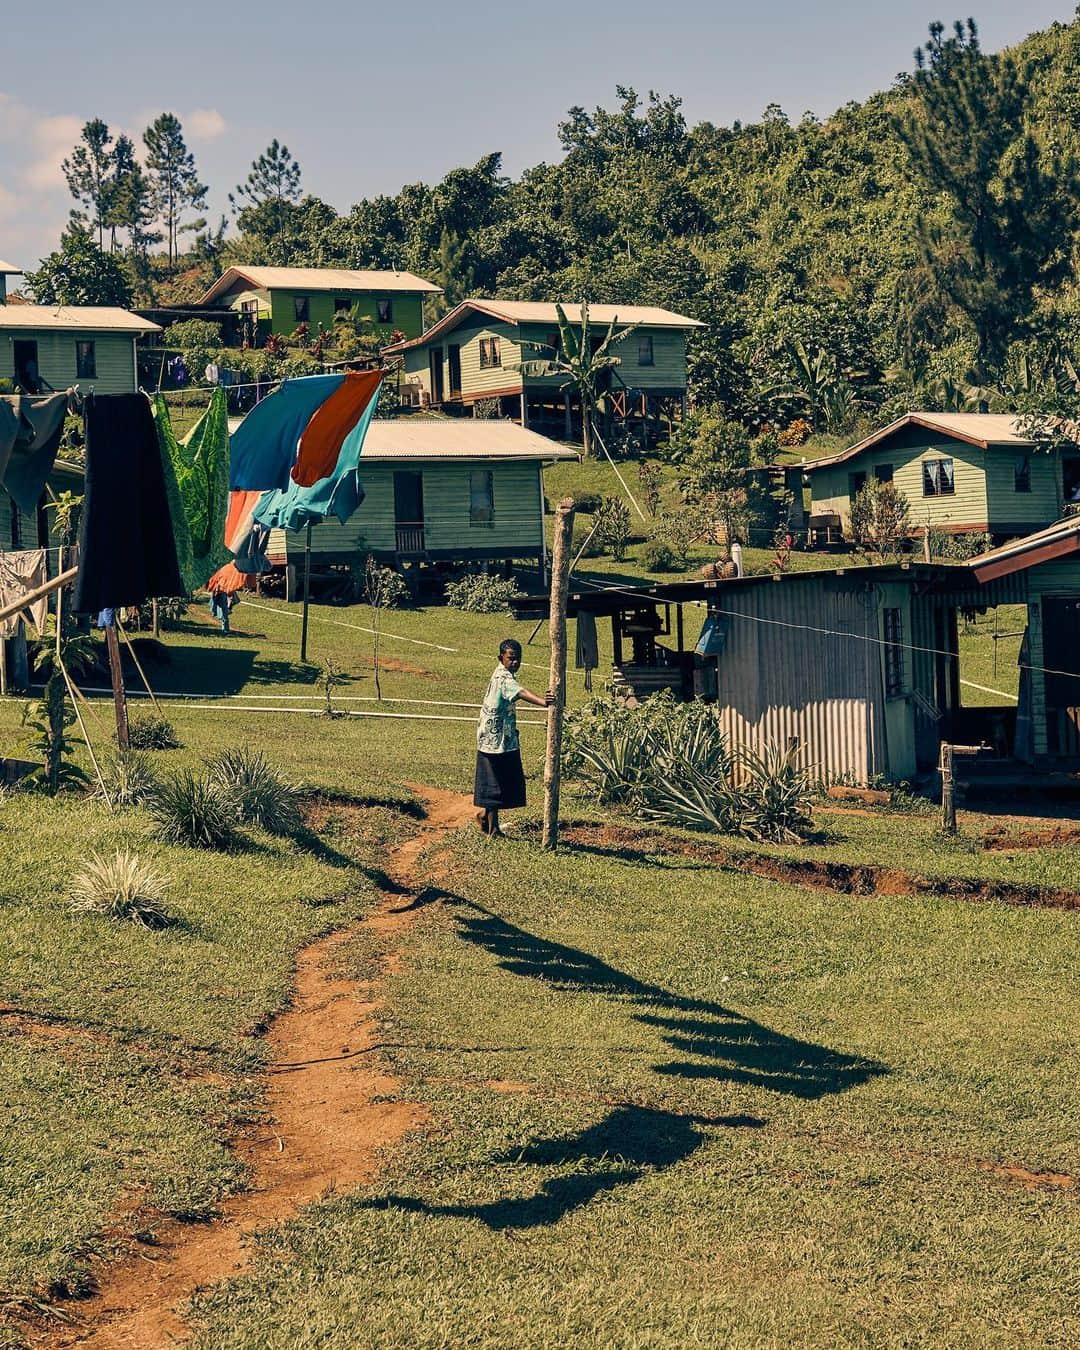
[[96, 750, 159, 808], [69, 849, 175, 928], [206, 746, 303, 836], [127, 714, 182, 750], [150, 770, 236, 849]]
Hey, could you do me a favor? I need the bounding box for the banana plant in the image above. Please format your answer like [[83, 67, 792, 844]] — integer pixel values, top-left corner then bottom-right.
[[515, 301, 637, 457]]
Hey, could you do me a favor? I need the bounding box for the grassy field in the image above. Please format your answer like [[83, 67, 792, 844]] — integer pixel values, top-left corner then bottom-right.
[[1, 595, 1076, 1345]]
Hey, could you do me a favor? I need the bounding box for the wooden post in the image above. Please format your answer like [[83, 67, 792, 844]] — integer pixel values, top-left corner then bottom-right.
[[105, 623, 129, 749], [563, 393, 572, 441], [300, 522, 313, 662], [543, 498, 575, 851], [152, 598, 160, 638], [939, 741, 955, 834], [520, 390, 529, 428]]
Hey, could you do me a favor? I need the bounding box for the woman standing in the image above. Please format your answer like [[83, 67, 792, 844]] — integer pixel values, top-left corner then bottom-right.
[[474, 638, 553, 837]]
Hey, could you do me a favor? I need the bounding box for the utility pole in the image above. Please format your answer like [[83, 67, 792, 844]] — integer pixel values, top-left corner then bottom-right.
[[300, 522, 313, 662], [543, 498, 575, 850]]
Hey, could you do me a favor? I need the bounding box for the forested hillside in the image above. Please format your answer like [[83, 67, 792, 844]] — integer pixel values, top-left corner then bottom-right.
[[25, 13, 1080, 436]]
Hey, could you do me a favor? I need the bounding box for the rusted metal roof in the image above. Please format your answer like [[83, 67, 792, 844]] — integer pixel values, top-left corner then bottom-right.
[[802, 412, 1075, 472], [968, 516, 1080, 581], [199, 267, 442, 305], [0, 305, 160, 332], [384, 298, 704, 353]]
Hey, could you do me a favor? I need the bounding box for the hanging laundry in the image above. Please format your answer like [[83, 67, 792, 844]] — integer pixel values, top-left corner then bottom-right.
[[74, 394, 185, 613], [574, 611, 599, 691], [205, 560, 248, 595], [0, 549, 48, 638], [229, 375, 344, 492], [154, 389, 231, 589], [0, 399, 21, 482], [292, 371, 382, 487], [223, 488, 273, 574], [0, 393, 69, 514], [254, 383, 380, 533]]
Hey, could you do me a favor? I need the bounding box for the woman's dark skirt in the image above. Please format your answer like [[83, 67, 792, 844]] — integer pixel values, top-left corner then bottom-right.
[[474, 749, 527, 810]]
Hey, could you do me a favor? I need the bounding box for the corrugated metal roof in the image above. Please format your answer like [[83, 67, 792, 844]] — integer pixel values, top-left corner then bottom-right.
[[968, 515, 1080, 580], [384, 298, 704, 352], [0, 259, 21, 275], [0, 305, 160, 333], [226, 413, 579, 462], [803, 411, 1065, 471], [200, 266, 442, 305]]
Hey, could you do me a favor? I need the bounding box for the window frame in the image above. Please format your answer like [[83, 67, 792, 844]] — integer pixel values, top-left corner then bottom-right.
[[883, 607, 905, 697], [293, 294, 310, 323], [637, 335, 654, 367], [469, 469, 495, 528], [1013, 454, 1032, 493], [849, 470, 868, 499], [333, 296, 352, 314], [874, 463, 894, 484], [479, 336, 502, 370], [922, 457, 955, 497], [376, 297, 393, 324], [75, 339, 96, 380]]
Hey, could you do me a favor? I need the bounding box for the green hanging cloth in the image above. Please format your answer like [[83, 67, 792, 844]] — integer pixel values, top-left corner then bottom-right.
[[154, 389, 232, 591]]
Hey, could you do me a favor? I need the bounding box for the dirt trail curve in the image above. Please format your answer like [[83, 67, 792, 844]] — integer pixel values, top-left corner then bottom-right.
[[46, 785, 476, 1350]]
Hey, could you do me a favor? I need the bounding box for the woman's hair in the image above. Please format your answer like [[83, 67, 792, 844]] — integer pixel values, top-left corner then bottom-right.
[[499, 638, 522, 660]]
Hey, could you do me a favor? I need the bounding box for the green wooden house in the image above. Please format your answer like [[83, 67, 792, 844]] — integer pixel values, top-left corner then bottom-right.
[[199, 267, 441, 346], [383, 299, 704, 441], [250, 418, 578, 584], [0, 306, 161, 394], [804, 413, 1080, 540]]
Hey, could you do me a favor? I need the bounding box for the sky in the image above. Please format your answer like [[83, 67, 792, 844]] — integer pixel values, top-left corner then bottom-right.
[[0, 1, 1073, 272]]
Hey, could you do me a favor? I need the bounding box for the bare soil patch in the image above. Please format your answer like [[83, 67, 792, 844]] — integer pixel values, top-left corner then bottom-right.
[[979, 1162, 1075, 1191], [558, 823, 1080, 912], [43, 785, 475, 1350], [982, 824, 1080, 852]]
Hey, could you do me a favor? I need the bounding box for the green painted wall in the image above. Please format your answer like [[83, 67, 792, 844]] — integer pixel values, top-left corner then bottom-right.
[[517, 323, 689, 393], [1023, 558, 1080, 757], [284, 460, 544, 558], [810, 428, 1074, 535], [223, 286, 428, 343], [0, 328, 137, 394]]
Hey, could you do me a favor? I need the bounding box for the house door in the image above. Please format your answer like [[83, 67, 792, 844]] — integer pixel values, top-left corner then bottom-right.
[[13, 340, 40, 393], [447, 344, 462, 398], [429, 349, 444, 404], [393, 471, 425, 554], [1042, 597, 1080, 755]]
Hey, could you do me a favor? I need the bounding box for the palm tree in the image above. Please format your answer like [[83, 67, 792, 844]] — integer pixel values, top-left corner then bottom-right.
[[517, 302, 637, 457]]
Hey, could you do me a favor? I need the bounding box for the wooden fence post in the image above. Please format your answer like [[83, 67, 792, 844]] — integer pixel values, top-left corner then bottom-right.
[[300, 522, 313, 662], [543, 498, 576, 851], [940, 741, 955, 834], [105, 623, 130, 750]]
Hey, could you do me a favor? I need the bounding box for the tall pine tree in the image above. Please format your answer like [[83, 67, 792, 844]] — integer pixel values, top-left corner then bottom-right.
[[230, 140, 303, 264], [144, 113, 207, 268], [62, 119, 115, 248]]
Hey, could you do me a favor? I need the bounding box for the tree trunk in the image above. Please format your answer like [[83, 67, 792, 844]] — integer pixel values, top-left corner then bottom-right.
[[542, 498, 576, 850]]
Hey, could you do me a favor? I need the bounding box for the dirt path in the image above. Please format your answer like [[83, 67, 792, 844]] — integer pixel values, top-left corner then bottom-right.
[[47, 785, 476, 1350]]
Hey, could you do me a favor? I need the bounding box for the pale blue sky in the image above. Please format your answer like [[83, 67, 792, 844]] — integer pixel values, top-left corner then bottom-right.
[[0, 1, 1072, 269]]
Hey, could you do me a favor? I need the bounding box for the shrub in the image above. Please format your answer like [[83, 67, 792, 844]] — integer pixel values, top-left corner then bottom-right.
[[150, 770, 236, 849], [445, 571, 517, 614], [206, 746, 303, 835], [97, 750, 159, 808], [641, 539, 679, 572], [652, 507, 708, 567], [928, 529, 993, 561], [850, 480, 912, 560], [564, 694, 815, 842], [69, 850, 174, 929], [128, 714, 181, 750], [596, 496, 632, 560], [571, 522, 605, 559], [573, 492, 605, 515], [637, 461, 663, 516]]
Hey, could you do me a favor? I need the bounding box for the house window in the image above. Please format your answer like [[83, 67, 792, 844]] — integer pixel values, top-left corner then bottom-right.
[[1014, 455, 1031, 493], [922, 457, 955, 496], [75, 340, 96, 379], [470, 470, 494, 527], [883, 608, 904, 697], [376, 298, 393, 324], [479, 336, 501, 369], [294, 295, 310, 323], [638, 335, 654, 366], [849, 470, 867, 499], [874, 463, 894, 484], [546, 330, 561, 356], [334, 296, 352, 313]]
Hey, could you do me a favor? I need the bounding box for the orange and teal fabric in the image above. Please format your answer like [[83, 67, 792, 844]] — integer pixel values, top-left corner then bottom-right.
[[224, 488, 273, 574], [292, 370, 382, 487], [205, 561, 247, 595], [228, 374, 344, 491], [254, 381, 381, 533]]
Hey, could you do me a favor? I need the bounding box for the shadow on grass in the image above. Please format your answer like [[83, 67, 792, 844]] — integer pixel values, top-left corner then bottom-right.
[[453, 900, 885, 1101]]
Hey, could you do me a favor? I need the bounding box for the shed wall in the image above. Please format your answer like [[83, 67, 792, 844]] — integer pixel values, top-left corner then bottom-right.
[[0, 329, 136, 394]]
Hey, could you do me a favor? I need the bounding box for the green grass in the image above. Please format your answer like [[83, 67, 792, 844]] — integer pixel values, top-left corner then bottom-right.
[[187, 827, 1079, 1346], [1, 597, 1076, 1345]]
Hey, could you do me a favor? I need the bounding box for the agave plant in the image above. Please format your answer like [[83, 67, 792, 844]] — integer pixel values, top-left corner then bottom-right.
[[735, 744, 815, 843], [69, 850, 174, 928], [206, 746, 302, 835], [150, 770, 236, 849], [96, 750, 159, 808]]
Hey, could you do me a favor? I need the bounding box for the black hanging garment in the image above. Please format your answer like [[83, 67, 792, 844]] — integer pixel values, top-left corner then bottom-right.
[[74, 394, 185, 612]]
